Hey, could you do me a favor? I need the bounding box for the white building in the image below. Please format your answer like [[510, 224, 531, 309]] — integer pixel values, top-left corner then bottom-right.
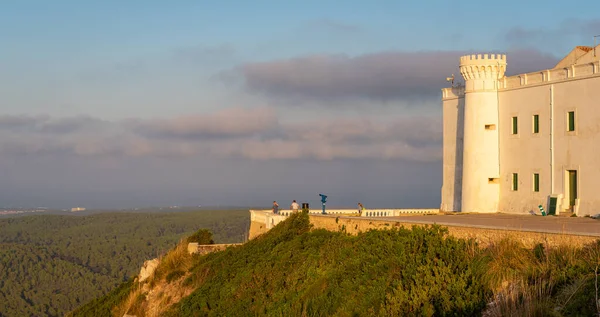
[[441, 46, 600, 216]]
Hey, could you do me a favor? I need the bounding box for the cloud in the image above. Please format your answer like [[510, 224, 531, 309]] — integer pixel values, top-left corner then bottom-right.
[[0, 114, 105, 134], [234, 115, 442, 161], [0, 109, 441, 162], [232, 49, 560, 104], [78, 43, 237, 85], [306, 19, 363, 34], [133, 107, 277, 139], [0, 114, 50, 129], [503, 19, 600, 52], [502, 49, 563, 75]]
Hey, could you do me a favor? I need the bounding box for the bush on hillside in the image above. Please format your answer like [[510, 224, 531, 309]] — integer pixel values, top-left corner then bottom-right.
[[482, 239, 600, 317], [67, 278, 134, 317], [186, 229, 214, 245], [168, 213, 488, 316]]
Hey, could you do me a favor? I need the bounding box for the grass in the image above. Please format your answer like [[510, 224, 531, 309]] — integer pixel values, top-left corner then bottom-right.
[[481, 239, 600, 316], [152, 240, 193, 283], [112, 285, 144, 317]]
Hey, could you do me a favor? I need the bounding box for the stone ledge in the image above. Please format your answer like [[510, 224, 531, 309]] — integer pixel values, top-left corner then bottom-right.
[[187, 243, 241, 255]]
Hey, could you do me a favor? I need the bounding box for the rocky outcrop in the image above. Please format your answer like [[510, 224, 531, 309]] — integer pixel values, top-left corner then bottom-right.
[[138, 258, 159, 282]]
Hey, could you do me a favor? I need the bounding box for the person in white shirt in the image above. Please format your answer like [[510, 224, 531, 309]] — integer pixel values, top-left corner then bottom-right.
[[290, 200, 300, 213]]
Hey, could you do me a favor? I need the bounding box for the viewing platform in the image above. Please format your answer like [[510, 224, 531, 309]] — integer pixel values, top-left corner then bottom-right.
[[249, 209, 600, 247], [250, 208, 439, 230]]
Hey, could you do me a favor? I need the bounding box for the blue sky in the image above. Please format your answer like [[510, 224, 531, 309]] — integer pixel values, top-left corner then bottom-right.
[[1, 1, 598, 208]]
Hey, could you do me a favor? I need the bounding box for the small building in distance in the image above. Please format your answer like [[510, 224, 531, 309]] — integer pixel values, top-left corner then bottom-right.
[[70, 207, 86, 212], [441, 45, 600, 216]]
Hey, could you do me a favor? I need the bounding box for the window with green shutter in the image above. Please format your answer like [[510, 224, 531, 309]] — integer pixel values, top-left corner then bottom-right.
[[567, 111, 575, 132], [512, 173, 518, 191], [512, 116, 518, 134], [533, 114, 539, 133], [533, 173, 539, 192]]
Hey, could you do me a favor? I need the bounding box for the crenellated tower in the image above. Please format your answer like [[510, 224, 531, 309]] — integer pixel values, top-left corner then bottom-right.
[[459, 54, 507, 213]]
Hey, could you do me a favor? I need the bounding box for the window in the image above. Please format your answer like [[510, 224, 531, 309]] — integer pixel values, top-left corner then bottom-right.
[[512, 116, 518, 134], [533, 173, 540, 192], [567, 111, 575, 132], [512, 173, 518, 191], [533, 114, 539, 133]]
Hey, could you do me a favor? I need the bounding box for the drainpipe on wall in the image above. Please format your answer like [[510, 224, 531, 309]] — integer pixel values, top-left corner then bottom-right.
[[550, 84, 555, 194], [496, 63, 502, 185]]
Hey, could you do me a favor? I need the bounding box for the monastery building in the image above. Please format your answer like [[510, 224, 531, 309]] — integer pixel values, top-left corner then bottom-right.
[[441, 45, 600, 216]]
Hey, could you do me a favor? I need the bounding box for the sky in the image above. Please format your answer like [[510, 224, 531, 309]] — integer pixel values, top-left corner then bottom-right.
[[1, 1, 599, 209]]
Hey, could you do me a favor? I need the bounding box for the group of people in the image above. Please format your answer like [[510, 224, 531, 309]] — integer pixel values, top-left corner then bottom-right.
[[271, 200, 366, 215], [271, 200, 300, 214]]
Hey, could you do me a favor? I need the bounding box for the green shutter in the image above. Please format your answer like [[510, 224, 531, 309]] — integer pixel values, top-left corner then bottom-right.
[[533, 115, 539, 133], [548, 197, 557, 215], [512, 173, 518, 191], [569, 170, 578, 207], [568, 111, 575, 131], [512, 117, 518, 134], [533, 173, 539, 192]]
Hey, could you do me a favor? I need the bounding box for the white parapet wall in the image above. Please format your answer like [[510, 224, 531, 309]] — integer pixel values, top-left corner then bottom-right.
[[250, 208, 439, 223], [360, 209, 439, 217], [250, 210, 289, 229], [249, 209, 440, 238], [250, 209, 358, 229]]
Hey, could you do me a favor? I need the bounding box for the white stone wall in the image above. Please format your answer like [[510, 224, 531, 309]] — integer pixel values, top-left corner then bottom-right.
[[440, 88, 464, 212], [458, 54, 506, 213], [550, 76, 600, 215], [498, 70, 600, 216], [498, 84, 552, 214]]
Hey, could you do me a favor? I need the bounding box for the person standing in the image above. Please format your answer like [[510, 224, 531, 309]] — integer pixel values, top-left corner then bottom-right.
[[358, 203, 365, 216], [290, 200, 300, 213], [272, 201, 279, 214]]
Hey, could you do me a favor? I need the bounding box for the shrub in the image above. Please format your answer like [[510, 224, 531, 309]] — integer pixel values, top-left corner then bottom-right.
[[170, 214, 488, 316], [186, 229, 214, 245], [67, 278, 134, 317], [153, 240, 193, 282]]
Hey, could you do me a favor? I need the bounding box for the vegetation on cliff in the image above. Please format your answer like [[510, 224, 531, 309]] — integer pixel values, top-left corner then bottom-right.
[[72, 212, 600, 316], [173, 212, 488, 316], [0, 209, 248, 317]]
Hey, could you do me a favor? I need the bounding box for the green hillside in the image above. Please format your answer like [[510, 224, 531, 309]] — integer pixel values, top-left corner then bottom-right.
[[76, 212, 600, 317], [173, 213, 487, 316], [0, 209, 248, 317]]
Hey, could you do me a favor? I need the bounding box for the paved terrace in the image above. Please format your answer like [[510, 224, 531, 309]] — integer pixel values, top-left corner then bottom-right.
[[349, 213, 600, 237]]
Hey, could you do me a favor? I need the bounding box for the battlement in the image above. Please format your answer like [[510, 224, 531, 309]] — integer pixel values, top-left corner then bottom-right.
[[459, 53, 507, 85], [459, 54, 506, 63]]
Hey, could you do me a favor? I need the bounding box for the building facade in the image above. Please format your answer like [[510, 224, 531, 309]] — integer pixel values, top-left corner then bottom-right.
[[441, 46, 600, 216]]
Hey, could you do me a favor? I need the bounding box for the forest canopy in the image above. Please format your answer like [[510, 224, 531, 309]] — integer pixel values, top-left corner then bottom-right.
[[0, 209, 249, 317]]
